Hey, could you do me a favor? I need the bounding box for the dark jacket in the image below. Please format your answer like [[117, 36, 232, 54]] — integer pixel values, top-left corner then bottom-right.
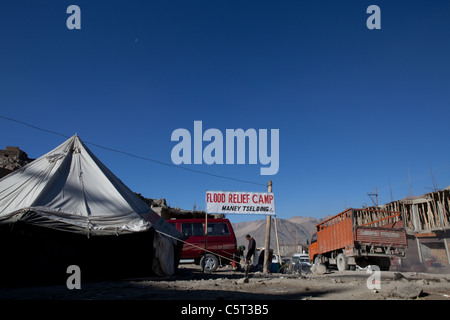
[[247, 237, 256, 252]]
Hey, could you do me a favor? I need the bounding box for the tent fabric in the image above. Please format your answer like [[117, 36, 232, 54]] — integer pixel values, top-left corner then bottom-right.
[[0, 135, 182, 239], [152, 233, 176, 276]]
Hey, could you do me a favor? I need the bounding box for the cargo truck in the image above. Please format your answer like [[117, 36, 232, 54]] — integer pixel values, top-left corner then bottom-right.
[[309, 208, 407, 271]]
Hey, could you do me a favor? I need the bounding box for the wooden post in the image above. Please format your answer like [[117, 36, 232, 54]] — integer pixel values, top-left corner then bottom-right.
[[203, 212, 208, 273], [444, 238, 450, 265], [416, 237, 423, 264], [274, 214, 282, 271], [263, 180, 272, 274]]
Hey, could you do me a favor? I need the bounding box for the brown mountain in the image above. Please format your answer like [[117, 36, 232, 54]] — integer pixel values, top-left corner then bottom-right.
[[232, 216, 321, 249]]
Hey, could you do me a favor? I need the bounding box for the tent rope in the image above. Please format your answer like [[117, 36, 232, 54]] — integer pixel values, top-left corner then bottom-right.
[[155, 229, 247, 266]]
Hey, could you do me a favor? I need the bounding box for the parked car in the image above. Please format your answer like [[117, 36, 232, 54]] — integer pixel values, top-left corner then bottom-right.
[[167, 218, 237, 272], [282, 257, 291, 264], [292, 253, 311, 267]]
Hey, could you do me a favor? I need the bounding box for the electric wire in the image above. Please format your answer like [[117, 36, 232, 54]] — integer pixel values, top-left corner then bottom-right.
[[155, 229, 245, 267], [0, 115, 267, 187]]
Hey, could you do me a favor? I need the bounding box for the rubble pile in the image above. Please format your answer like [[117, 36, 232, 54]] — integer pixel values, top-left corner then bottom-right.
[[0, 146, 34, 176]]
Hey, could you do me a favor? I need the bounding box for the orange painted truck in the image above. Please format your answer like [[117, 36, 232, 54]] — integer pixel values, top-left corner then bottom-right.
[[309, 208, 407, 271]]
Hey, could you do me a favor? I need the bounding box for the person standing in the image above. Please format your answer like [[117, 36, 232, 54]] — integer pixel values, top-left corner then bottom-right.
[[246, 234, 256, 264]]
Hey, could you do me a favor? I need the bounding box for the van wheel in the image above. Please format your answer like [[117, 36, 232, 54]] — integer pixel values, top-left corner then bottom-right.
[[337, 253, 349, 271], [200, 254, 219, 273]]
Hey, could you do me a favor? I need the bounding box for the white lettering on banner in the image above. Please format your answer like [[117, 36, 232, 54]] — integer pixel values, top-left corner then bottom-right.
[[206, 191, 275, 215], [380, 232, 400, 238], [360, 230, 379, 236]]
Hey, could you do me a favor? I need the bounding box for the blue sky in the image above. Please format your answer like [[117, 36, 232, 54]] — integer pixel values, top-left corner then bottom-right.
[[1, 1, 449, 224]]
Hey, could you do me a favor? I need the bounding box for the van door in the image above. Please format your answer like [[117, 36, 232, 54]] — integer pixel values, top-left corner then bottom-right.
[[180, 222, 205, 259], [206, 222, 235, 260]]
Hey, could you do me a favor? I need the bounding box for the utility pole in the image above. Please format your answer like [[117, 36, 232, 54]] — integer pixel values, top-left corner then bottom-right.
[[367, 186, 378, 208], [429, 163, 439, 192], [263, 180, 272, 274]]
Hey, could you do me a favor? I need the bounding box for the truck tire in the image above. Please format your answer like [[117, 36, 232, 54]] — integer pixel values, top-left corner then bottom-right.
[[314, 255, 330, 269], [200, 254, 219, 273], [314, 255, 322, 265], [337, 253, 349, 271]]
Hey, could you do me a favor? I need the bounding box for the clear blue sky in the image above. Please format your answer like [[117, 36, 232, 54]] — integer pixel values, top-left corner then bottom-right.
[[1, 1, 449, 224]]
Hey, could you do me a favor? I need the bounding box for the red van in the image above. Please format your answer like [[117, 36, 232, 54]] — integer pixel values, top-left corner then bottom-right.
[[167, 218, 237, 272]]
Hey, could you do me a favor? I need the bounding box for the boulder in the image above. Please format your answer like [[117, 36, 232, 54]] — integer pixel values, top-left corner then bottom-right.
[[396, 283, 423, 299], [310, 263, 327, 275]]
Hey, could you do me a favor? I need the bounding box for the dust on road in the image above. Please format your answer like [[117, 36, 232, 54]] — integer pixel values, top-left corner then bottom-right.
[[1, 264, 449, 300]]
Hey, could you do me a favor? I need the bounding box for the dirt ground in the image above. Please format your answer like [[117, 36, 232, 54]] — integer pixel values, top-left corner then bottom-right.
[[1, 264, 449, 301]]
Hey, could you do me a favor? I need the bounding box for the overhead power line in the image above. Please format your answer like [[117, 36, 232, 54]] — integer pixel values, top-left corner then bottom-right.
[[0, 115, 267, 187], [0, 115, 71, 139]]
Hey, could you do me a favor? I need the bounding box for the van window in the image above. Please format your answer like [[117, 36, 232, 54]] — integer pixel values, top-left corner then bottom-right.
[[207, 223, 230, 236], [181, 223, 204, 237]]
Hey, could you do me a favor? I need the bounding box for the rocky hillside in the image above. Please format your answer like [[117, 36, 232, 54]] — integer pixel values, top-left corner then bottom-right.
[[232, 216, 321, 249], [0, 146, 34, 178]]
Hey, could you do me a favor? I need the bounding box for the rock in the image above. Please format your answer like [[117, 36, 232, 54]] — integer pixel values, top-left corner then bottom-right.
[[393, 273, 409, 282], [237, 277, 249, 284], [416, 279, 429, 286], [310, 263, 327, 275], [396, 284, 423, 299], [0, 146, 34, 173]]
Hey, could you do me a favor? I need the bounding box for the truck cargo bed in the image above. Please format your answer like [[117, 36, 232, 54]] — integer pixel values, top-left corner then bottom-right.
[[355, 226, 407, 246], [309, 208, 408, 270]]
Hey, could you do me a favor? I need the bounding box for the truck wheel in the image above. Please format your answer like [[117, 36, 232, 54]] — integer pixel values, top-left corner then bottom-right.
[[200, 254, 219, 273], [337, 253, 349, 271], [314, 255, 322, 265], [314, 255, 329, 268]]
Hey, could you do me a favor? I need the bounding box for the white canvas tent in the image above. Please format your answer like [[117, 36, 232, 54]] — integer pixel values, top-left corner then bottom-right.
[[0, 135, 183, 278], [0, 135, 180, 237]]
